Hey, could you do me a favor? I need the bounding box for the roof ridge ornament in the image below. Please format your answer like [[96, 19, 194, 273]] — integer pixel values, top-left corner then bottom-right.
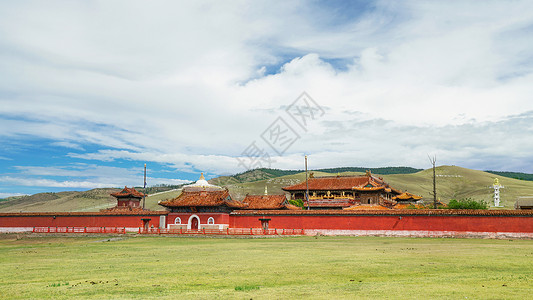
[[199, 172, 205, 180]]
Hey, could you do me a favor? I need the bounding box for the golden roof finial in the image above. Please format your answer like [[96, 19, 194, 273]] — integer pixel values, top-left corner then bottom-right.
[[264, 185, 268, 195], [199, 172, 205, 180], [366, 170, 371, 177]]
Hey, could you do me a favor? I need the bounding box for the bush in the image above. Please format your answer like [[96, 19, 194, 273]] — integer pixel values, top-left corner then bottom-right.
[[289, 199, 304, 208], [446, 198, 488, 209]]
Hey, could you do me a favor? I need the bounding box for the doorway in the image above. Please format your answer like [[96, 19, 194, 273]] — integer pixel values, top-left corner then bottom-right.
[[189, 215, 200, 231]]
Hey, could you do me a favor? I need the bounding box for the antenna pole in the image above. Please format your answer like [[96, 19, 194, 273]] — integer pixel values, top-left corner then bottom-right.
[[305, 155, 309, 210], [143, 163, 146, 210]]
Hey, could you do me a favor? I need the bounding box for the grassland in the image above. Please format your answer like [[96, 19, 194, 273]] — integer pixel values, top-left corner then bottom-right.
[[1, 235, 532, 299]]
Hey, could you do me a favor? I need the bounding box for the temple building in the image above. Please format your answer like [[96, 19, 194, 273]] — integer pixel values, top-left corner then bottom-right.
[[159, 173, 246, 230], [159, 173, 246, 214], [105, 186, 146, 211], [242, 187, 301, 210], [282, 171, 421, 209]]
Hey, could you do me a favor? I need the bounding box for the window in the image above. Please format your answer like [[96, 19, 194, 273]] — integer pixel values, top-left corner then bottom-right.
[[207, 217, 215, 225], [175, 217, 181, 224]]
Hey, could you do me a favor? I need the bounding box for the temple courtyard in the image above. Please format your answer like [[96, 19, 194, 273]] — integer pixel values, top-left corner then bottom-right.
[[1, 235, 532, 299]]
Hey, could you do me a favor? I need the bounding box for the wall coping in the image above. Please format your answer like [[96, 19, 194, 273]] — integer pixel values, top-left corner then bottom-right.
[[0, 211, 169, 217], [231, 209, 533, 217]]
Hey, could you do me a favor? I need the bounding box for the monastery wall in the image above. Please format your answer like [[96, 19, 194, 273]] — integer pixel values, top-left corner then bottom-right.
[[0, 212, 168, 232], [230, 210, 533, 238]]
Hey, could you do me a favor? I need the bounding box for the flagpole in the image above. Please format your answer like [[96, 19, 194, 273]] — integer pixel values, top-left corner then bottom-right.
[[143, 163, 146, 210], [305, 155, 309, 210]]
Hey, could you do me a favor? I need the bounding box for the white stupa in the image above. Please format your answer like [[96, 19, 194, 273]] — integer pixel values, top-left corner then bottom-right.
[[492, 178, 504, 207], [182, 172, 224, 192]]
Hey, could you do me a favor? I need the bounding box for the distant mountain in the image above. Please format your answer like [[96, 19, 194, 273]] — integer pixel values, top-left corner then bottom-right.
[[485, 171, 533, 181], [209, 167, 422, 185]]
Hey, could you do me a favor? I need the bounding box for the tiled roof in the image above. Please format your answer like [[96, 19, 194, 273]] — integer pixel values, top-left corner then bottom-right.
[[343, 205, 390, 210], [353, 186, 385, 192], [110, 186, 145, 198], [282, 175, 402, 195], [282, 176, 371, 191], [393, 192, 423, 201], [159, 190, 247, 208], [242, 194, 288, 209]]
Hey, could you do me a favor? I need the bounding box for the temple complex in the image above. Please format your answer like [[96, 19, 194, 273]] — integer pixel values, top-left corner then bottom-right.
[[282, 171, 422, 209]]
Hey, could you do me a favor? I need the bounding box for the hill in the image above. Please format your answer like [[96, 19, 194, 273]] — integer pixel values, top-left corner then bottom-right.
[[0, 189, 119, 213], [209, 167, 422, 186], [485, 170, 533, 181]]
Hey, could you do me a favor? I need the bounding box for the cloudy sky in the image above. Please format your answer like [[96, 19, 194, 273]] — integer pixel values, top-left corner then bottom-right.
[[1, 0, 533, 197]]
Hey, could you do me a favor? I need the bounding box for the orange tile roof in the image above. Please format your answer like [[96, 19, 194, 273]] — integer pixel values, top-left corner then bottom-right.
[[392, 192, 422, 200], [343, 205, 391, 210], [353, 186, 385, 192], [159, 190, 247, 208], [242, 194, 288, 209], [282, 175, 402, 195], [110, 186, 145, 198], [393, 192, 423, 201], [282, 176, 371, 191]]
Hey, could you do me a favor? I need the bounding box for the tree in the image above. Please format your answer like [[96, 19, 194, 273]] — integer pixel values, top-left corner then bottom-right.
[[428, 155, 437, 209]]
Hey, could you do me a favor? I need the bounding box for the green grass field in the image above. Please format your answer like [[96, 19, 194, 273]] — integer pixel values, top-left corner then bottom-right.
[[1, 235, 532, 299]]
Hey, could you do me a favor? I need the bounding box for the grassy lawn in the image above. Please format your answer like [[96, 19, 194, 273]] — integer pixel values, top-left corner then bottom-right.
[[1, 234, 532, 299]]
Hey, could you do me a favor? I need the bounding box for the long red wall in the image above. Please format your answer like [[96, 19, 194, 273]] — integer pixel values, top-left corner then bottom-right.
[[0, 213, 166, 229], [230, 214, 533, 233]]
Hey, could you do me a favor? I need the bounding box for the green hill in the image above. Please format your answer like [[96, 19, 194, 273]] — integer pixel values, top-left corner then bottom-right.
[[0, 189, 119, 212]]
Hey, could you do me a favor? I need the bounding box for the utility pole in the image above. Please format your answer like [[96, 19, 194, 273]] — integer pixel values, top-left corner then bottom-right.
[[428, 155, 437, 208], [305, 155, 310, 210], [143, 163, 147, 210]]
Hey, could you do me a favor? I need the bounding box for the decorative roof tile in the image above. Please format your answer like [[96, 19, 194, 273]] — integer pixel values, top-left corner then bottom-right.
[[159, 189, 247, 208], [242, 194, 288, 209], [282, 176, 372, 191], [393, 192, 423, 201]]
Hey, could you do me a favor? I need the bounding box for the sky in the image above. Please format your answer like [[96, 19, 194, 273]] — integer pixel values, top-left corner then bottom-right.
[[1, 0, 533, 197]]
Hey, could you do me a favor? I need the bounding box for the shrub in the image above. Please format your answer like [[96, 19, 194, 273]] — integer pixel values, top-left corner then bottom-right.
[[446, 198, 488, 209], [289, 199, 304, 208]]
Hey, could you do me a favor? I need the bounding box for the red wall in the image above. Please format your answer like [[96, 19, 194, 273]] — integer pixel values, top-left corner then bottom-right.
[[0, 214, 163, 228], [230, 215, 533, 233]]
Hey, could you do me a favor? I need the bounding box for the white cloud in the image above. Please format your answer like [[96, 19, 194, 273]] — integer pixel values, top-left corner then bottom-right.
[[0, 192, 27, 198], [1, 0, 533, 180]]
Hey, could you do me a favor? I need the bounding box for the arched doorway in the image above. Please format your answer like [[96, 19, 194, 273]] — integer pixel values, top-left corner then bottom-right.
[[188, 215, 200, 231]]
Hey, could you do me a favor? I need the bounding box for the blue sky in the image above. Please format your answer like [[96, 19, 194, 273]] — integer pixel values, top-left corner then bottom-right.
[[1, 1, 533, 197]]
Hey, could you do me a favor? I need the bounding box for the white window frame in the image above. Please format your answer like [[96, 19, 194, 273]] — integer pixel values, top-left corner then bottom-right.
[[207, 217, 215, 225], [174, 217, 181, 224]]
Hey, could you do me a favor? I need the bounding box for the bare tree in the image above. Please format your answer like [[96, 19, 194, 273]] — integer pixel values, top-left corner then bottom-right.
[[428, 155, 437, 208]]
